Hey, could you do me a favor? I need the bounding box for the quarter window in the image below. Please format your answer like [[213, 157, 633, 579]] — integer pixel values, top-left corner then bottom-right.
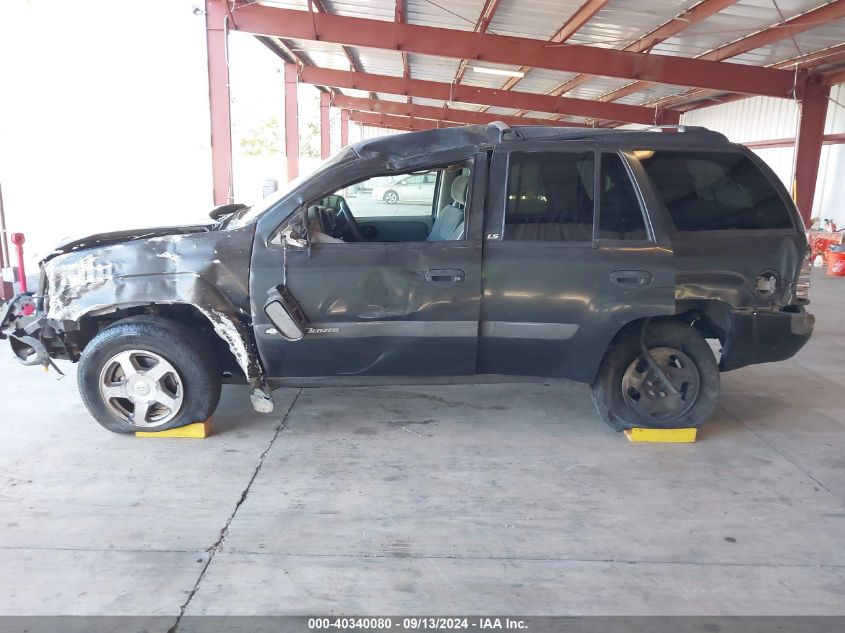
[[639, 150, 793, 231], [598, 154, 648, 240], [504, 151, 595, 241]]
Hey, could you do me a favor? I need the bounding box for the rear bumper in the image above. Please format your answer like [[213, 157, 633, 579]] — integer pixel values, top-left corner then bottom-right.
[[719, 306, 814, 371]]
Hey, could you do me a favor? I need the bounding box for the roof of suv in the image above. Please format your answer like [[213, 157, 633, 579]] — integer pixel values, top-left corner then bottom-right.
[[351, 122, 732, 162]]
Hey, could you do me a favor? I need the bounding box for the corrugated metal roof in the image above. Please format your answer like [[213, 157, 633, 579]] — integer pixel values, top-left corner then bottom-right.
[[320, 0, 395, 22], [486, 0, 591, 39], [728, 19, 845, 66], [259, 0, 845, 130], [567, 0, 700, 48], [650, 0, 824, 59], [406, 0, 488, 31]]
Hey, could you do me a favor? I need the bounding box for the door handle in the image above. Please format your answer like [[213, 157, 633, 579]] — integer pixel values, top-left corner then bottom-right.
[[425, 269, 465, 283], [610, 270, 653, 286]]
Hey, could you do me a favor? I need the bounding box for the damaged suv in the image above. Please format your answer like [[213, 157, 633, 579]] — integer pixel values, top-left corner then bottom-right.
[[1, 123, 813, 434]]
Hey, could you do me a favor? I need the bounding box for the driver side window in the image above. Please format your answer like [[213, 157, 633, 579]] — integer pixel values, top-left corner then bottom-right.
[[300, 163, 472, 244]]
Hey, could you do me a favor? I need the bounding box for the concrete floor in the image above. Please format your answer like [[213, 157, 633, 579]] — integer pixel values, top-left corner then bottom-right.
[[1, 272, 844, 618]]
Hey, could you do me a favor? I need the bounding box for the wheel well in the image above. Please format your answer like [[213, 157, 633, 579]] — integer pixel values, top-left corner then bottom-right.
[[75, 304, 248, 383], [608, 303, 731, 348], [598, 303, 732, 381]]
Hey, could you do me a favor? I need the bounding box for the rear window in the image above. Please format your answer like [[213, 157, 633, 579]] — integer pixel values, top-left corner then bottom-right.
[[639, 150, 793, 231]]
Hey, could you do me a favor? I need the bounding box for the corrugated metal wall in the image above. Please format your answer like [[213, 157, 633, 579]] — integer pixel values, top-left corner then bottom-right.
[[682, 83, 845, 225]]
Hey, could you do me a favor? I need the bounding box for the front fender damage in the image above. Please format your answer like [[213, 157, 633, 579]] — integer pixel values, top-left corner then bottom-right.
[[4, 224, 275, 413]]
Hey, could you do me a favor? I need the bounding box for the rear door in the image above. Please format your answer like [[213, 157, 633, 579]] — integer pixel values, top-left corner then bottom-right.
[[478, 142, 676, 383]]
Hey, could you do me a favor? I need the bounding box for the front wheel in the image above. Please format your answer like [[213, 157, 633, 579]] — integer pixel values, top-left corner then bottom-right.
[[383, 190, 399, 204], [78, 316, 222, 434], [592, 321, 719, 431]]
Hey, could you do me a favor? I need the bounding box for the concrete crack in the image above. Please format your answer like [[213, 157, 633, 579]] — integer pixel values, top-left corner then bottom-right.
[[168, 388, 302, 633]]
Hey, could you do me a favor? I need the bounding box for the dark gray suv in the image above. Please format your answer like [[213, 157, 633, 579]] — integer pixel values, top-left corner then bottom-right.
[[1, 123, 814, 434]]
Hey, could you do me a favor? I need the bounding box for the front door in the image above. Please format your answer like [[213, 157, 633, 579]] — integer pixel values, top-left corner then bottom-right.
[[251, 159, 485, 378], [478, 144, 676, 383]]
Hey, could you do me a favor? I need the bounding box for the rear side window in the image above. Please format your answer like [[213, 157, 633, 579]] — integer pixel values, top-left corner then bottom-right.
[[639, 150, 793, 231], [599, 154, 648, 240], [504, 151, 594, 241]]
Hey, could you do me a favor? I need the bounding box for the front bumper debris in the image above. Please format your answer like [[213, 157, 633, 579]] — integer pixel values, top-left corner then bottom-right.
[[1, 293, 69, 369]]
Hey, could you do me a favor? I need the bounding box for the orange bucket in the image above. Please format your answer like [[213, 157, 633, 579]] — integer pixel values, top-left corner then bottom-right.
[[827, 248, 845, 277]]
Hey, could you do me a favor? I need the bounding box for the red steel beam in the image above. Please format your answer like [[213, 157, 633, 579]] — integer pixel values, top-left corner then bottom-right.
[[331, 94, 591, 128], [206, 0, 234, 205], [552, 0, 738, 99], [743, 133, 845, 149], [320, 91, 331, 159], [340, 109, 349, 147], [822, 66, 845, 87], [348, 111, 460, 131], [223, 1, 799, 98], [395, 1, 412, 103], [598, 1, 845, 104], [648, 43, 845, 110], [284, 63, 300, 182], [299, 66, 678, 125], [793, 78, 830, 224]]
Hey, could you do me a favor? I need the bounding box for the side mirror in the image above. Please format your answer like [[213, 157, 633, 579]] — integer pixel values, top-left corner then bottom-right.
[[279, 216, 308, 249], [281, 226, 308, 249]]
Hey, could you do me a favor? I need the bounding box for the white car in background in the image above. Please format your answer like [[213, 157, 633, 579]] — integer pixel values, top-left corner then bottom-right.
[[372, 171, 437, 204]]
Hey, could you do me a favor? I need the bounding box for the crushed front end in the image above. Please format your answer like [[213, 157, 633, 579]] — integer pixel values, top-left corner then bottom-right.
[[0, 276, 73, 371]]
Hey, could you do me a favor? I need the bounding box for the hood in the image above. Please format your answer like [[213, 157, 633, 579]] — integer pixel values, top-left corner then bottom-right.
[[44, 224, 213, 264]]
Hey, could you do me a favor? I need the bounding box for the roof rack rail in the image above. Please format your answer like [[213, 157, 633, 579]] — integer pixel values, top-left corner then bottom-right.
[[642, 125, 712, 134], [487, 121, 523, 142]]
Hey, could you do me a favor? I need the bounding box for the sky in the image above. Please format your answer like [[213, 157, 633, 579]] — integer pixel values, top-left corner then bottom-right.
[[0, 0, 331, 268]]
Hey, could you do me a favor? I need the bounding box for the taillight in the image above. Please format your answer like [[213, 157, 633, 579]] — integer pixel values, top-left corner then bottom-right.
[[795, 253, 811, 303]]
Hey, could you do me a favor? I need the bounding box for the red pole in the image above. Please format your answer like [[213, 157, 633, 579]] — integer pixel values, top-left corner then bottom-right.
[[320, 91, 331, 159], [793, 77, 830, 226], [205, 0, 234, 205], [284, 63, 300, 182], [11, 233, 26, 293], [340, 109, 349, 147]]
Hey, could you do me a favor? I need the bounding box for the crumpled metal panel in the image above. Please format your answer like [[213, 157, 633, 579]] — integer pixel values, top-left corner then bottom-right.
[[38, 224, 261, 381]]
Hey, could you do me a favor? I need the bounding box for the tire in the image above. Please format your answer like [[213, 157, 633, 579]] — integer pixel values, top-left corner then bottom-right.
[[591, 321, 720, 431], [78, 316, 221, 434], [383, 190, 399, 204]]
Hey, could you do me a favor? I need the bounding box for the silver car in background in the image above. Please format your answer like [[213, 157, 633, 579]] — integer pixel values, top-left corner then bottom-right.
[[372, 172, 437, 204]]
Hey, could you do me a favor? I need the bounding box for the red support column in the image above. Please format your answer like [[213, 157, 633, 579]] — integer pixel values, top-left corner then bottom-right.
[[340, 109, 349, 147], [205, 0, 233, 205], [793, 78, 830, 225], [284, 63, 300, 182], [320, 92, 331, 159]]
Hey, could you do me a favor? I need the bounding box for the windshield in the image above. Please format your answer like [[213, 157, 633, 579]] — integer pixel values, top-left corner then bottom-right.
[[225, 148, 357, 229]]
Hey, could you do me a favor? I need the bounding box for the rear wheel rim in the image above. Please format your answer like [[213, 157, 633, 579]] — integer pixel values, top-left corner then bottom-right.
[[98, 349, 184, 428], [621, 346, 700, 422]]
